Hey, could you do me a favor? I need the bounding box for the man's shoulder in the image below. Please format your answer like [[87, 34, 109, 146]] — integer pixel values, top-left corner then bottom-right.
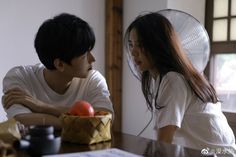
[[74, 70, 106, 86], [87, 69, 105, 79], [5, 63, 44, 78]]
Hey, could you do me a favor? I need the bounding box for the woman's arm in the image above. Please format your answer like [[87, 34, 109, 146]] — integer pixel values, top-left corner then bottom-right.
[[158, 125, 178, 143]]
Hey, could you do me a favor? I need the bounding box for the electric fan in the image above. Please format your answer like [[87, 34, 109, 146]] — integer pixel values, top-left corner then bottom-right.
[[127, 9, 210, 80]]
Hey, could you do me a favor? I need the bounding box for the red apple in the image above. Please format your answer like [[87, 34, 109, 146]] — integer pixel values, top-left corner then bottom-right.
[[69, 100, 95, 117]]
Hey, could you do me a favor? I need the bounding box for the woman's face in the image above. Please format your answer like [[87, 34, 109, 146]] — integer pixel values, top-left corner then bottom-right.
[[128, 29, 153, 72]]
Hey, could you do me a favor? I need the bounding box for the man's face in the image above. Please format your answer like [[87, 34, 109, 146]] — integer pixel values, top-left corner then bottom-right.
[[64, 51, 95, 78]]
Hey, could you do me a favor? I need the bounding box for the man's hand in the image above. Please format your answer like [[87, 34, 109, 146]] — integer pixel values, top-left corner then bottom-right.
[[2, 88, 69, 117]]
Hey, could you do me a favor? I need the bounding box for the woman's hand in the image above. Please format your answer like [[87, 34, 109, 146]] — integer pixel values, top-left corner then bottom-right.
[[158, 125, 178, 144]]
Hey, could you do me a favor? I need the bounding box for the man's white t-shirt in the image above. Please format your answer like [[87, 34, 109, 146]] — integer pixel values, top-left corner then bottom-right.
[[3, 64, 114, 118], [154, 72, 236, 152]]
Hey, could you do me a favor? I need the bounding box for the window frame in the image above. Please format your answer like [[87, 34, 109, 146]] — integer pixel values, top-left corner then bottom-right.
[[205, 0, 236, 94], [205, 0, 236, 136]]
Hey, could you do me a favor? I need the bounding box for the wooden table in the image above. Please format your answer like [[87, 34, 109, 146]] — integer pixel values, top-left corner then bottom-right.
[[16, 131, 234, 157]]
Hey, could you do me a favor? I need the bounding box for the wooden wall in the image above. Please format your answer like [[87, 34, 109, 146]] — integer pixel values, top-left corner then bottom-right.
[[105, 0, 123, 131]]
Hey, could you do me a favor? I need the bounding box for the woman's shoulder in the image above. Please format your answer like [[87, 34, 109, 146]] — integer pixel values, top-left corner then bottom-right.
[[165, 71, 183, 78], [163, 71, 185, 83], [160, 71, 190, 90]]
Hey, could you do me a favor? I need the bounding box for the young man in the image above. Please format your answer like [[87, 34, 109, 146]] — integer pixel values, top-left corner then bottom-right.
[[2, 13, 114, 129]]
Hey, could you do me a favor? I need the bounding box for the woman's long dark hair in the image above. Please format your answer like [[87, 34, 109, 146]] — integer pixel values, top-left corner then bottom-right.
[[124, 12, 218, 110]]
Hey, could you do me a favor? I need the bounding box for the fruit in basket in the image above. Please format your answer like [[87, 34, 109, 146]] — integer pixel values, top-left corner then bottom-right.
[[69, 100, 95, 116]]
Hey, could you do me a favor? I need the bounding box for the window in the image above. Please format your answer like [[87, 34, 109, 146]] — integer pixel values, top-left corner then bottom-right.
[[205, 0, 236, 112]]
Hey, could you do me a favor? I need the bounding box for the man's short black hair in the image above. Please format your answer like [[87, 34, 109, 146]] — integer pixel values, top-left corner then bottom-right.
[[34, 13, 95, 70]]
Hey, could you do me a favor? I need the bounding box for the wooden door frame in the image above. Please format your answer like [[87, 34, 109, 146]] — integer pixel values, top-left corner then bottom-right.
[[105, 0, 123, 131]]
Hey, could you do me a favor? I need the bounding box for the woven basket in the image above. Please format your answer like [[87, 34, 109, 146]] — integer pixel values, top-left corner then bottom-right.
[[59, 112, 112, 145]]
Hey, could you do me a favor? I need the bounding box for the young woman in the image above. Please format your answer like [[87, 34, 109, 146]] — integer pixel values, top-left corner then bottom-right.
[[125, 12, 236, 153]]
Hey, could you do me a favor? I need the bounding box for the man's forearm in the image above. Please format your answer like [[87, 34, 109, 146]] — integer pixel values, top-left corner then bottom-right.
[[40, 105, 69, 117], [14, 113, 62, 130]]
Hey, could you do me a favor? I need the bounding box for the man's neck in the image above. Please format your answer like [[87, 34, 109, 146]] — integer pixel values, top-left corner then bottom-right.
[[43, 69, 72, 94]]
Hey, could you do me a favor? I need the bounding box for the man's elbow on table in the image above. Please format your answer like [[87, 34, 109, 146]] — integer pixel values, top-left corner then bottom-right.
[[14, 113, 62, 131]]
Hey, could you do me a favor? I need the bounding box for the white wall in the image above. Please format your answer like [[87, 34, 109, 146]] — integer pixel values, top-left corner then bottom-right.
[[167, 0, 206, 24], [0, 0, 105, 122], [122, 0, 206, 140]]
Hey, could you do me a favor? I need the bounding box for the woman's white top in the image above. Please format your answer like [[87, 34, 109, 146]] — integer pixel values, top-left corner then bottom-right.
[[3, 63, 114, 118], [154, 71, 236, 153]]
